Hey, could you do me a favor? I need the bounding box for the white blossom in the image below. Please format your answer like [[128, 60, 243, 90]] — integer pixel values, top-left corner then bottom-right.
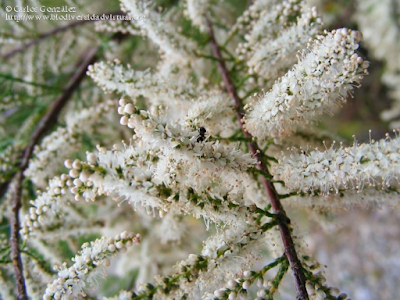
[[247, 7, 322, 80], [273, 135, 400, 197], [24, 100, 116, 188], [120, 0, 196, 63], [241, 0, 304, 52], [95, 20, 141, 36], [43, 232, 141, 300], [87, 61, 203, 112], [245, 28, 369, 139], [185, 0, 211, 31], [185, 92, 237, 137], [103, 290, 134, 300]]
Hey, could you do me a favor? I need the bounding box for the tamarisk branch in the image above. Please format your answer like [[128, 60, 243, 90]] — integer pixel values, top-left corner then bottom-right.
[[205, 18, 309, 300]]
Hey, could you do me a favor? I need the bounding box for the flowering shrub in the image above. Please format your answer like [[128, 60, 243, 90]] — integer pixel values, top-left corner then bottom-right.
[[0, 0, 399, 299]]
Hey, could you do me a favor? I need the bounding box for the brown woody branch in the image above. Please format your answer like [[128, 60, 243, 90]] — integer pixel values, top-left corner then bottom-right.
[[10, 47, 97, 300], [205, 18, 309, 300]]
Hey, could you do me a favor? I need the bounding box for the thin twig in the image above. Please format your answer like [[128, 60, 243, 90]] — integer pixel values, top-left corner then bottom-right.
[[1, 11, 124, 60], [205, 18, 309, 300], [10, 47, 97, 300]]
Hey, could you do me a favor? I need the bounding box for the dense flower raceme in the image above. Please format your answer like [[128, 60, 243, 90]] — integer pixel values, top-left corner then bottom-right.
[[20, 173, 104, 239], [229, 0, 275, 36], [244, 28, 369, 139], [94, 19, 141, 36], [184, 93, 237, 137], [273, 134, 400, 198], [114, 99, 256, 191], [21, 175, 71, 239], [24, 100, 117, 188], [120, 0, 196, 63], [184, 0, 210, 32], [43, 232, 141, 299], [204, 256, 290, 300], [88, 62, 237, 132], [87, 61, 203, 107], [246, 7, 322, 80], [22, 100, 260, 238], [237, 0, 303, 50], [76, 103, 255, 207]]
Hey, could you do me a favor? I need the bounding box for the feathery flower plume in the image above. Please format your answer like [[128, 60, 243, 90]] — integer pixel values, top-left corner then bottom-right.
[[43, 232, 141, 299], [245, 28, 369, 139], [273, 134, 400, 196]]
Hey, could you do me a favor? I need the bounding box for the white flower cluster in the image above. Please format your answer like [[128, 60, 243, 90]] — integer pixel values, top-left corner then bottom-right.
[[228, 0, 275, 36], [21, 175, 71, 239], [204, 223, 289, 300], [63, 152, 102, 201], [118, 99, 256, 172], [95, 20, 141, 35], [185, 0, 211, 31], [0, 143, 23, 184], [59, 99, 256, 214], [21, 103, 257, 237], [25, 100, 116, 188], [245, 28, 369, 139], [88, 61, 202, 109], [24, 127, 78, 188], [101, 211, 271, 299], [229, 0, 290, 48], [239, 0, 304, 54], [185, 92, 237, 137], [165, 214, 271, 298], [43, 232, 141, 300], [247, 7, 322, 80], [21, 151, 111, 239], [205, 268, 282, 300], [103, 290, 134, 300], [120, 0, 196, 63], [273, 135, 400, 196], [65, 145, 162, 207]]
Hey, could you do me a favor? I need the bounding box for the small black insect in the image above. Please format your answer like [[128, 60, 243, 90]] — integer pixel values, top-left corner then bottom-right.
[[197, 127, 207, 143]]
